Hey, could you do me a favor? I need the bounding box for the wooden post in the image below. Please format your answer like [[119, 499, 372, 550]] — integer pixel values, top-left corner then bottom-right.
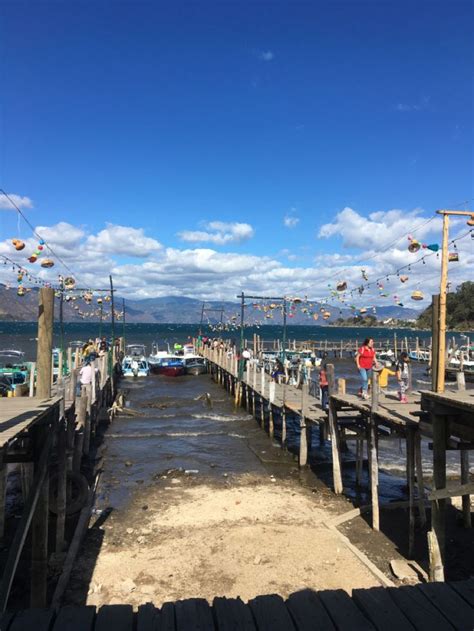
[[414, 430, 427, 527], [73, 396, 87, 473], [355, 436, 363, 486], [407, 428, 416, 557], [337, 378, 346, 395], [436, 213, 449, 393], [431, 295, 440, 391], [328, 398, 343, 494], [29, 362, 36, 397], [67, 347, 73, 375], [0, 448, 7, 543], [57, 351, 63, 384], [31, 425, 50, 607], [460, 450, 471, 528], [456, 371, 466, 391], [393, 333, 397, 358], [369, 371, 380, 530], [299, 384, 309, 467], [83, 386, 92, 456], [36, 287, 55, 399], [55, 398, 67, 553], [430, 413, 447, 581]]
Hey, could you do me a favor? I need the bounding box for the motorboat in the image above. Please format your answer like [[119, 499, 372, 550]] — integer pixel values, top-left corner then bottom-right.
[[378, 349, 395, 362], [446, 345, 474, 380], [122, 356, 150, 377], [0, 350, 31, 394], [122, 344, 150, 377], [183, 355, 207, 376], [408, 349, 430, 362], [155, 356, 185, 377]]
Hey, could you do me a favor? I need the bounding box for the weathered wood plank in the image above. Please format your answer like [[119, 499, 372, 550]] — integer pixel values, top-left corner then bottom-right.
[[137, 603, 160, 631], [395, 585, 438, 631], [95, 605, 134, 631], [175, 599, 214, 631], [248, 595, 296, 631], [318, 589, 375, 630], [352, 587, 415, 630], [9, 609, 55, 631], [0, 611, 15, 631], [286, 589, 335, 631], [448, 579, 474, 608], [416, 583, 474, 630], [52, 605, 96, 631], [213, 597, 256, 630], [159, 602, 176, 631]]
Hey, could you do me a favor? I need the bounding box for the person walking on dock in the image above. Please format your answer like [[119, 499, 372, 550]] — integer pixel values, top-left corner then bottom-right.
[[396, 352, 411, 403], [355, 337, 376, 400], [319, 363, 329, 411]]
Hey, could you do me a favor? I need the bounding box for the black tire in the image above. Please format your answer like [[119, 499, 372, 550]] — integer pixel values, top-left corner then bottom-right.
[[49, 471, 89, 515]]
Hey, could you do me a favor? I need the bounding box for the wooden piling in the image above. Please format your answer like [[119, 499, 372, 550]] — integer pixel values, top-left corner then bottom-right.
[[299, 384, 309, 467], [430, 413, 447, 581], [406, 428, 416, 557], [414, 430, 426, 527], [0, 448, 7, 542], [369, 371, 380, 530], [31, 425, 50, 607], [460, 450, 471, 528], [55, 410, 67, 553]]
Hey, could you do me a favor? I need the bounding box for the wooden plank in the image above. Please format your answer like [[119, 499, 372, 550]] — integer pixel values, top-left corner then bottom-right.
[[318, 589, 375, 630], [159, 602, 176, 631], [416, 583, 474, 630], [0, 611, 15, 631], [352, 587, 415, 630], [449, 579, 474, 608], [137, 603, 160, 631], [9, 609, 55, 631], [52, 606, 96, 630], [428, 482, 474, 501], [95, 605, 134, 631], [213, 597, 256, 630], [248, 595, 296, 631], [387, 586, 454, 631], [175, 599, 214, 630], [286, 589, 335, 631]]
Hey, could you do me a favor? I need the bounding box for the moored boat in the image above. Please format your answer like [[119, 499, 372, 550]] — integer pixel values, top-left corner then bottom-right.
[[156, 356, 185, 377], [183, 355, 207, 376], [122, 343, 150, 377]]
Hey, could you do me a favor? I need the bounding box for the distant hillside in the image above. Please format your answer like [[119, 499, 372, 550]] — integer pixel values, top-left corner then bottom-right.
[[0, 284, 422, 325], [417, 282, 474, 331]]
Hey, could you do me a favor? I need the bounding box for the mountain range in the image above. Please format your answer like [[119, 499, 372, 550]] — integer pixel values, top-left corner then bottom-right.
[[0, 284, 421, 324]]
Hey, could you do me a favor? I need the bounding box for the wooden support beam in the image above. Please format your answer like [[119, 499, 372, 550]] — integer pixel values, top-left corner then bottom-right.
[[299, 384, 309, 467], [55, 415, 68, 553], [328, 398, 343, 494], [414, 430, 426, 528], [0, 448, 7, 542], [406, 428, 415, 557], [428, 482, 474, 501]]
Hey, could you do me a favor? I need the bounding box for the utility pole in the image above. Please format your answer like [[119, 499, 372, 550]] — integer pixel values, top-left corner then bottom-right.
[[36, 287, 55, 399], [282, 298, 287, 364], [435, 209, 472, 392], [98, 301, 103, 338], [199, 302, 205, 335], [239, 292, 245, 379], [122, 298, 126, 347]]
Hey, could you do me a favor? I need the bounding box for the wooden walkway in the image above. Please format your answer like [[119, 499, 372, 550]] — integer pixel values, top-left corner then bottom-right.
[[0, 396, 62, 449], [4, 580, 473, 630]]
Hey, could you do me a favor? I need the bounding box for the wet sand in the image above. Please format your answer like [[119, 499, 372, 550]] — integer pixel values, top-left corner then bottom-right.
[[64, 374, 387, 606]]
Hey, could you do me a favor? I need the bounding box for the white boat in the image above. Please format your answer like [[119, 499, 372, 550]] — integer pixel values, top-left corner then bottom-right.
[[408, 349, 430, 362], [122, 344, 150, 377], [446, 345, 474, 379]]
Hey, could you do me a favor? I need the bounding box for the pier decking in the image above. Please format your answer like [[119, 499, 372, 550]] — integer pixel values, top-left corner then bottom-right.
[[3, 580, 473, 630]]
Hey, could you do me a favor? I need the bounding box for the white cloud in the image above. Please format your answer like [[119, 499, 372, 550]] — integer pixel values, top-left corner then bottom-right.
[[0, 193, 33, 210], [395, 96, 430, 112], [178, 221, 254, 245], [259, 50, 274, 61], [319, 207, 441, 251], [85, 224, 162, 257], [283, 215, 300, 228]]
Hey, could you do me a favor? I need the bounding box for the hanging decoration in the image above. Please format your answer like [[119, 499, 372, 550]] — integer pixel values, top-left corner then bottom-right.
[[40, 259, 54, 268], [336, 281, 347, 292], [64, 277, 76, 290], [361, 269, 368, 281], [448, 252, 459, 262], [408, 236, 421, 253], [411, 290, 424, 301], [399, 275, 409, 283], [11, 239, 25, 251], [28, 239, 45, 263]]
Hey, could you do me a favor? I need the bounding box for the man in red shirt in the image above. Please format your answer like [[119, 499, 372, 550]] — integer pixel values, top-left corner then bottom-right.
[[355, 338, 376, 400]]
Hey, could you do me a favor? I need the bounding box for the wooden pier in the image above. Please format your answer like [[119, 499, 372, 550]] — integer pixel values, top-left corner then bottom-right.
[[0, 289, 122, 612], [1, 580, 473, 630], [201, 344, 473, 583]]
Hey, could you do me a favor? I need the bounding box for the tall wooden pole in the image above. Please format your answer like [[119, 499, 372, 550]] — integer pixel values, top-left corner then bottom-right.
[[36, 288, 55, 399], [436, 214, 449, 393], [239, 292, 245, 379]]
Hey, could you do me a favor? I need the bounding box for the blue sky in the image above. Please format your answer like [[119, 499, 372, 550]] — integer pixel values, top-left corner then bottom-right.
[[0, 0, 472, 301]]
